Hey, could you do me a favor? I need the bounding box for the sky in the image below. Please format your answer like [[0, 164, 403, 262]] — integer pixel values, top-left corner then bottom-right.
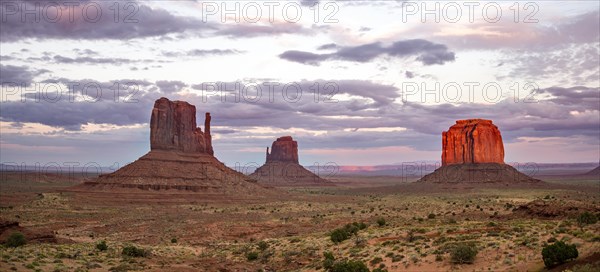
[[0, 0, 599, 169]]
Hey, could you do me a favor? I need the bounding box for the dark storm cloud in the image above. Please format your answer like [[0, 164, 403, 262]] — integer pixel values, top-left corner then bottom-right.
[[0, 64, 48, 86], [279, 39, 455, 65], [0, 1, 215, 41]]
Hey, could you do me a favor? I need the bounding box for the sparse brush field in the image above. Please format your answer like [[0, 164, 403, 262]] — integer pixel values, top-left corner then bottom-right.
[[0, 175, 599, 271]]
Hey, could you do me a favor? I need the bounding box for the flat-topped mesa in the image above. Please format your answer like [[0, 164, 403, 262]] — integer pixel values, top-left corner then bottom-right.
[[266, 136, 299, 164], [442, 119, 504, 166], [150, 97, 213, 154]]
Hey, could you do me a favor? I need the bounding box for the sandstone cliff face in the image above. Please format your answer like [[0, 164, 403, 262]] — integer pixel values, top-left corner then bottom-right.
[[150, 97, 213, 154], [266, 136, 299, 163], [442, 119, 504, 166]]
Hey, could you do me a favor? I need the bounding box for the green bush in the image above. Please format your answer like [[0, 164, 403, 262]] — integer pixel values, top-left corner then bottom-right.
[[377, 218, 386, 226], [96, 240, 108, 251], [329, 260, 369, 272], [577, 212, 598, 227], [428, 213, 436, 219], [330, 222, 367, 243], [330, 229, 350, 244], [450, 243, 478, 264], [542, 241, 578, 268], [246, 251, 259, 261], [121, 245, 149, 257], [323, 251, 335, 270], [257, 241, 269, 251], [5, 232, 26, 248], [170, 238, 177, 243]]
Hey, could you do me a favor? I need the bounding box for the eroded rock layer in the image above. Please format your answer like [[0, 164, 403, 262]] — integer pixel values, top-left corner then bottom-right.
[[442, 119, 504, 166]]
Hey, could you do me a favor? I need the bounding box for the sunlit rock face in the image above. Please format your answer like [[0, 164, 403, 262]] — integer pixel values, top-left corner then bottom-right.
[[442, 119, 504, 166]]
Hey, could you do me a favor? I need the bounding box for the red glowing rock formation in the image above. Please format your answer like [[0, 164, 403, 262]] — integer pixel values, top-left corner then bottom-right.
[[150, 97, 213, 154], [266, 136, 299, 164], [442, 119, 504, 166]]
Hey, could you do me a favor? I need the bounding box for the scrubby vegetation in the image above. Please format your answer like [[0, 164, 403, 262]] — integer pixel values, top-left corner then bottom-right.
[[95, 240, 108, 251], [449, 243, 478, 264], [330, 222, 367, 243], [541, 241, 578, 268], [577, 211, 598, 227], [122, 245, 149, 257], [5, 232, 26, 248]]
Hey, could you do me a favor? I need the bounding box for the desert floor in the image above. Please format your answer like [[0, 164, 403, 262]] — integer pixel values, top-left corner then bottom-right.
[[0, 172, 598, 272]]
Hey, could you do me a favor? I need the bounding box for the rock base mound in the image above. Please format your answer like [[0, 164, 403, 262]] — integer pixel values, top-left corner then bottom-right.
[[417, 163, 542, 183], [584, 166, 600, 176], [77, 150, 271, 194], [0, 219, 57, 244], [249, 162, 332, 187]]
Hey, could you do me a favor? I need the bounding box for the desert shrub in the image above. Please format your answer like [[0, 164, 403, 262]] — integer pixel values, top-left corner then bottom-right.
[[435, 254, 444, 262], [246, 251, 259, 261], [428, 213, 436, 219], [121, 245, 149, 257], [330, 222, 367, 243], [329, 260, 369, 272], [377, 218, 386, 226], [96, 240, 108, 251], [370, 257, 383, 265], [372, 268, 388, 272], [330, 229, 350, 244], [257, 241, 269, 251], [577, 212, 598, 227], [450, 243, 478, 264], [323, 251, 335, 270], [5, 232, 26, 248], [170, 238, 177, 243], [541, 241, 578, 268]]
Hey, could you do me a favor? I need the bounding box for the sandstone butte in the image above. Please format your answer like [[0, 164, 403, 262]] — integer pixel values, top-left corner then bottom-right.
[[442, 119, 504, 166], [266, 136, 299, 164], [150, 97, 213, 154], [250, 136, 331, 186], [419, 119, 541, 183], [75, 97, 274, 196]]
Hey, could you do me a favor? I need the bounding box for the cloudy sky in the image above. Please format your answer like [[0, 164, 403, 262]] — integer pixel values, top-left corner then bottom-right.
[[1, 0, 599, 168]]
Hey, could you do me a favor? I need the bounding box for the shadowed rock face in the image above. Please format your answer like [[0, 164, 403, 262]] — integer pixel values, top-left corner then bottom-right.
[[266, 136, 299, 163], [79, 97, 276, 196], [250, 136, 330, 186], [150, 97, 213, 154], [442, 119, 504, 166]]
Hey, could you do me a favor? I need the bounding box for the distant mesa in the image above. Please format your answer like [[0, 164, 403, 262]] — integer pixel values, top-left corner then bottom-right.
[[76, 97, 272, 195], [419, 119, 541, 183], [584, 165, 600, 176], [250, 136, 332, 186]]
